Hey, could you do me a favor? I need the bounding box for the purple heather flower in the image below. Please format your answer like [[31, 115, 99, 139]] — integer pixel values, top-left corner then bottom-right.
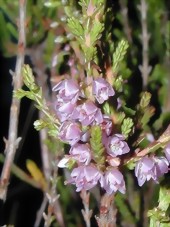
[[135, 156, 169, 186], [54, 96, 76, 122], [103, 169, 126, 194], [164, 143, 170, 162], [92, 78, 115, 104], [53, 79, 82, 103], [67, 166, 103, 192], [135, 157, 156, 186], [58, 121, 82, 145], [72, 101, 103, 126], [106, 134, 130, 157], [153, 156, 169, 177], [69, 143, 92, 165]]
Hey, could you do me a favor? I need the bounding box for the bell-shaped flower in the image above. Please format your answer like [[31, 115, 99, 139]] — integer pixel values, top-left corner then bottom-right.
[[106, 134, 130, 157], [53, 79, 82, 103], [135, 156, 161, 187], [54, 95, 76, 122], [92, 78, 115, 104], [72, 101, 103, 126], [153, 156, 169, 177], [58, 121, 82, 145], [69, 143, 92, 165], [67, 165, 103, 192], [102, 169, 126, 194], [135, 156, 169, 187], [164, 143, 170, 163]]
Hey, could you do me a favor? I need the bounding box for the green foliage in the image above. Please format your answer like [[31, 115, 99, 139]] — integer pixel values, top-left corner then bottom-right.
[[115, 193, 138, 224], [90, 125, 106, 167], [148, 178, 170, 226], [67, 0, 105, 63], [67, 17, 84, 40], [137, 91, 154, 129], [14, 65, 60, 137], [113, 75, 123, 91], [88, 21, 104, 46], [1, 0, 170, 226], [112, 40, 129, 74], [121, 117, 134, 139], [140, 92, 151, 109]]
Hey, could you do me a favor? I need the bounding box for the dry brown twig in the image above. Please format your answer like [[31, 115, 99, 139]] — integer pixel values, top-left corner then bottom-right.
[[0, 0, 27, 201], [119, 0, 132, 45], [80, 190, 93, 227], [96, 193, 117, 227]]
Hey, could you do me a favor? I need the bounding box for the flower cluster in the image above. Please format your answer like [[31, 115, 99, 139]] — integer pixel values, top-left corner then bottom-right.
[[53, 78, 170, 195], [135, 156, 169, 186], [134, 140, 170, 187]]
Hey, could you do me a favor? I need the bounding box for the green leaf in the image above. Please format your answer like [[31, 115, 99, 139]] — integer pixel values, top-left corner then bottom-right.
[[81, 44, 97, 62], [89, 21, 104, 46], [113, 75, 123, 91], [33, 119, 48, 131], [67, 17, 84, 40], [158, 186, 170, 212], [103, 102, 111, 115], [112, 40, 129, 73], [122, 106, 136, 116], [141, 106, 155, 127], [13, 89, 35, 100], [121, 117, 134, 139], [148, 177, 170, 226], [22, 65, 38, 91], [116, 112, 126, 124], [90, 125, 106, 166], [140, 92, 151, 109]]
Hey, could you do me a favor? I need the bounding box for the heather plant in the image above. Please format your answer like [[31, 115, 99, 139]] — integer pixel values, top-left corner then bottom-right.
[[0, 0, 170, 227]]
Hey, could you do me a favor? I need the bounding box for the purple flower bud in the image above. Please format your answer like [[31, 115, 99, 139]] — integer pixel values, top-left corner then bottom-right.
[[107, 156, 121, 167], [58, 121, 82, 145], [69, 143, 92, 165], [106, 134, 130, 157], [117, 98, 122, 110], [146, 133, 155, 142], [103, 169, 126, 194], [72, 101, 103, 126], [100, 115, 113, 136], [53, 79, 81, 103], [67, 166, 103, 192], [92, 78, 115, 104], [164, 143, 170, 162]]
